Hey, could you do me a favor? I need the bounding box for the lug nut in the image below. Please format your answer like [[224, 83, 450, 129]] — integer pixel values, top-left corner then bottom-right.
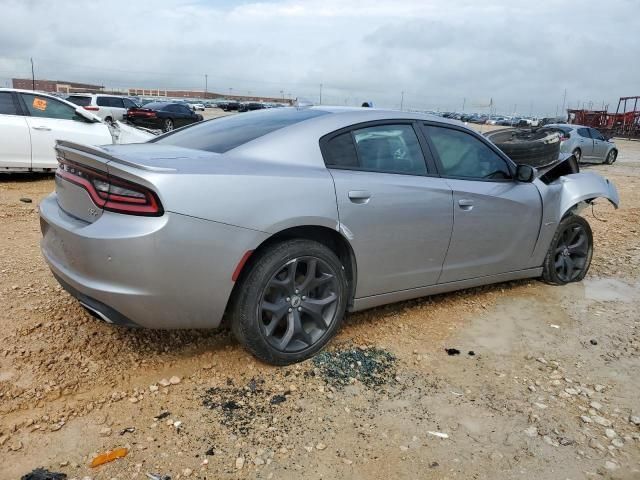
[[297, 307, 302, 311], [286, 297, 290, 302], [288, 308, 292, 312], [302, 295, 306, 300], [295, 289, 299, 294]]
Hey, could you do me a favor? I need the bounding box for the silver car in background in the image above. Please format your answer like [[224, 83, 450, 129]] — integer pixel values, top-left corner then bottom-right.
[[40, 107, 619, 365], [545, 124, 618, 164]]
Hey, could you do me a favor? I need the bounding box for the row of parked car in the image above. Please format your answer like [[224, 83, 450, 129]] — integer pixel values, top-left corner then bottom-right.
[[436, 111, 566, 127]]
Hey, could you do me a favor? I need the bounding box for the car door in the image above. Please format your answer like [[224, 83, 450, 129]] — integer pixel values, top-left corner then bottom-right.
[[322, 122, 454, 298], [109, 97, 127, 121], [589, 128, 609, 161], [422, 123, 542, 283], [176, 104, 196, 126], [19, 92, 112, 169], [0, 91, 31, 169], [576, 127, 594, 159]]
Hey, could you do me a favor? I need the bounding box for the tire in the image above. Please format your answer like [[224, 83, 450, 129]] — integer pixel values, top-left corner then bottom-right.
[[542, 215, 593, 285], [104, 116, 113, 124], [572, 148, 582, 162], [163, 118, 174, 132], [230, 239, 348, 365], [485, 128, 561, 167], [605, 149, 617, 165]]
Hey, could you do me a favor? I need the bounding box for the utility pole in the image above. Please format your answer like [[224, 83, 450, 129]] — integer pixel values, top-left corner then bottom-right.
[[462, 97, 466, 112], [30, 57, 35, 90], [280, 90, 284, 101], [204, 74, 208, 98], [319, 83, 323, 105], [561, 88, 567, 115], [229, 87, 233, 98], [400, 91, 404, 111]]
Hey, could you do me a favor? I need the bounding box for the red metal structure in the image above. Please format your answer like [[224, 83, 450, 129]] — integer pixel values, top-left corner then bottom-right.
[[610, 96, 640, 139], [567, 96, 640, 139]]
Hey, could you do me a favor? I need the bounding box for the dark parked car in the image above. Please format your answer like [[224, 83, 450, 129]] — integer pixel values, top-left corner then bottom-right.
[[220, 101, 240, 111], [126, 102, 203, 132], [238, 102, 267, 113]]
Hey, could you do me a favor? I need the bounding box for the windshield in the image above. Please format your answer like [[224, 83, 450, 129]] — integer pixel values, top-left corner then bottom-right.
[[67, 96, 92, 107], [152, 108, 329, 153]]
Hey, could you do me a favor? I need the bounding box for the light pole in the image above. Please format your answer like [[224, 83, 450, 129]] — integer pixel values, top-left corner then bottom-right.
[[204, 74, 208, 98], [400, 91, 404, 111], [319, 83, 323, 105], [30, 57, 35, 90]]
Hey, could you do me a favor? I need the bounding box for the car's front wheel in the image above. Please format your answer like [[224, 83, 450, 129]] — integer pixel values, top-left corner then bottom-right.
[[163, 118, 174, 132], [572, 148, 582, 162], [605, 149, 617, 165], [542, 215, 593, 285], [231, 239, 348, 365]]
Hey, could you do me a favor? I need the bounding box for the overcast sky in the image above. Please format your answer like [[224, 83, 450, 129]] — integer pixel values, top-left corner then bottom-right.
[[1, 0, 638, 115]]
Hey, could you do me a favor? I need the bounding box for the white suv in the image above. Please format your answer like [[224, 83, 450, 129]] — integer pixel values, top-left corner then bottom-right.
[[66, 94, 139, 123]]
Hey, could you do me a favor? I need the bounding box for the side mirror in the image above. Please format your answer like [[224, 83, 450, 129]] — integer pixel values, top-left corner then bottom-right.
[[515, 164, 536, 182]]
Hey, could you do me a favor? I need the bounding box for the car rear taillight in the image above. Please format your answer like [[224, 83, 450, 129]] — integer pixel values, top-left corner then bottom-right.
[[128, 109, 155, 118], [56, 159, 163, 216], [83, 106, 100, 111]]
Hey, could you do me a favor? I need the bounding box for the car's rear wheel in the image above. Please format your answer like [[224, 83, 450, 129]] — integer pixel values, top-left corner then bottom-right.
[[605, 149, 617, 165], [104, 116, 113, 124], [542, 215, 593, 285], [163, 118, 174, 132], [231, 239, 348, 365], [572, 148, 582, 162]]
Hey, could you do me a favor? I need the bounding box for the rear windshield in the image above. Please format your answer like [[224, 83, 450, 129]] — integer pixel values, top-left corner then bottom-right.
[[143, 102, 170, 110], [67, 96, 92, 107], [152, 108, 329, 153]]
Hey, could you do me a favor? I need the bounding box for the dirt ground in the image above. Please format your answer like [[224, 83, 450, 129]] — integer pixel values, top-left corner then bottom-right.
[[1, 135, 639, 480]]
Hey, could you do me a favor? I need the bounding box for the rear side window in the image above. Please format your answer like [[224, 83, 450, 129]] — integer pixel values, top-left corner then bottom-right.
[[324, 133, 358, 168], [323, 124, 427, 175], [577, 128, 591, 138], [153, 108, 329, 153], [0, 92, 19, 115], [97, 97, 125, 108], [67, 96, 92, 107]]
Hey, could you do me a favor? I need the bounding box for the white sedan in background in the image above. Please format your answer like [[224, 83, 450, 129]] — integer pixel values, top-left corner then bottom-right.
[[0, 88, 152, 172]]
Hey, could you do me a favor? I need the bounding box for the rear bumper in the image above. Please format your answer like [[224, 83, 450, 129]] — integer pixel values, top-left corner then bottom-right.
[[39, 193, 268, 329], [127, 117, 162, 129]]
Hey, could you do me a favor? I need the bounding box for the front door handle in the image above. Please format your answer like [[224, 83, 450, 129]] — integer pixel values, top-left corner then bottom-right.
[[458, 199, 474, 210], [348, 190, 371, 204], [32, 126, 52, 131]]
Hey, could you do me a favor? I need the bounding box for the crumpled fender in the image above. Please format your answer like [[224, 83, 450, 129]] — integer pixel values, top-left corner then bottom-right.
[[556, 172, 619, 217]]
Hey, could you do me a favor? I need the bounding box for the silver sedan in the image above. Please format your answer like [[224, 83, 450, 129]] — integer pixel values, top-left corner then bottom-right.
[[545, 124, 618, 164], [40, 107, 619, 365]]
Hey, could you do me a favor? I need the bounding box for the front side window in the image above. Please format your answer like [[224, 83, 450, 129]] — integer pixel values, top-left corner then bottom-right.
[[21, 93, 80, 121], [0, 92, 19, 115], [590, 128, 604, 141], [425, 125, 511, 180], [123, 98, 137, 108]]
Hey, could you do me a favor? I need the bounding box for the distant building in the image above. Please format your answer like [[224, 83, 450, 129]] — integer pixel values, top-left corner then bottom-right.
[[12, 78, 104, 93]]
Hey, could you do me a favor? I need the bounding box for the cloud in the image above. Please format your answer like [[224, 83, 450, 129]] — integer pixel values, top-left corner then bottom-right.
[[0, 0, 638, 115]]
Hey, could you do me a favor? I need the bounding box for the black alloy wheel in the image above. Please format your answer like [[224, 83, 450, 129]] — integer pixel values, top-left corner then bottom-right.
[[259, 256, 339, 353], [542, 215, 593, 285], [231, 239, 348, 365]]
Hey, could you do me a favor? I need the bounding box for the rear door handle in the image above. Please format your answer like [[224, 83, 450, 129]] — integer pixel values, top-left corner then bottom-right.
[[348, 190, 371, 204], [32, 126, 52, 131], [458, 199, 474, 210]]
